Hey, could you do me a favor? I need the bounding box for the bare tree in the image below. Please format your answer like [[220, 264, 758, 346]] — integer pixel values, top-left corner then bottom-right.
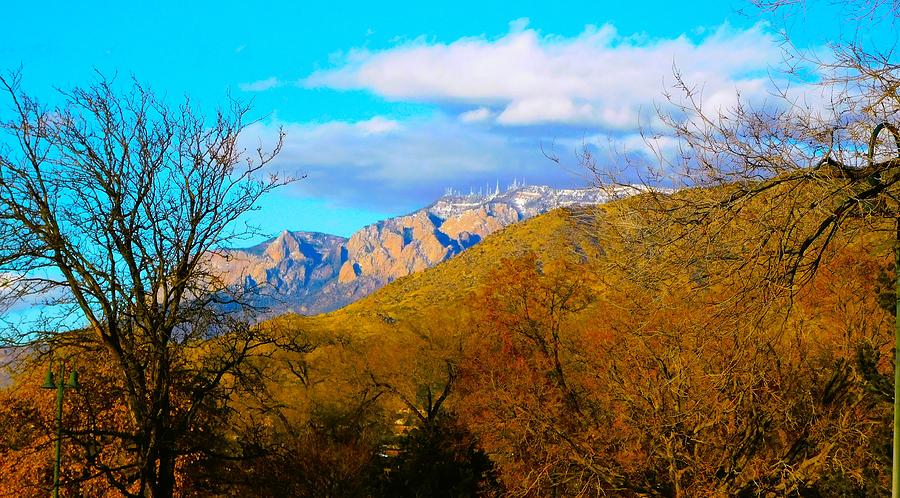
[[581, 0, 900, 494], [0, 71, 292, 497]]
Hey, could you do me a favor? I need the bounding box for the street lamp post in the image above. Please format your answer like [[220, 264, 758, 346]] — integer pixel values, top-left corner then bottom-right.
[[868, 123, 900, 497], [41, 361, 80, 498]]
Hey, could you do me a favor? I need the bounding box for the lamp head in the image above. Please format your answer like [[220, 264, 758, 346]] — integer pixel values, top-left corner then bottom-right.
[[40, 368, 56, 390], [66, 369, 80, 390]]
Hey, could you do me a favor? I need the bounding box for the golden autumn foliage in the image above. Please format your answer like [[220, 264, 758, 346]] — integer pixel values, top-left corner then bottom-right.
[[287, 192, 894, 496], [1, 342, 151, 497], [0, 186, 895, 496]]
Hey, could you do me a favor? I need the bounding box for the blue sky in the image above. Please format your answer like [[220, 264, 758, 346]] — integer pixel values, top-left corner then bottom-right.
[[2, 0, 894, 242]]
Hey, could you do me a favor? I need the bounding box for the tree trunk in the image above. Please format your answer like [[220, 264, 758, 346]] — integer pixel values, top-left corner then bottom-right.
[[150, 450, 177, 498], [892, 217, 900, 498]]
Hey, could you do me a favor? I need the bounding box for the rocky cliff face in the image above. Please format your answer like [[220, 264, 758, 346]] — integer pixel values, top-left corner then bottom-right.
[[208, 231, 348, 312], [213, 185, 627, 315]]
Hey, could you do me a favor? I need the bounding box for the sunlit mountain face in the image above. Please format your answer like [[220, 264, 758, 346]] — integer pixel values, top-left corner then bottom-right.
[[211, 184, 632, 315]]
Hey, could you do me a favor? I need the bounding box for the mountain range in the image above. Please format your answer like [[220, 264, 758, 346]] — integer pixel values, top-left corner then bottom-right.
[[210, 184, 634, 315]]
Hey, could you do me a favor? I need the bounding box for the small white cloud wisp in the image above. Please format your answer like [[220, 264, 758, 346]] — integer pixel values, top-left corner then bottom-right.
[[239, 77, 283, 92]]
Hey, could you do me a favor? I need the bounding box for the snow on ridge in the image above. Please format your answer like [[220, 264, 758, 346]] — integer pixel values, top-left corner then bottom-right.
[[427, 183, 644, 220]]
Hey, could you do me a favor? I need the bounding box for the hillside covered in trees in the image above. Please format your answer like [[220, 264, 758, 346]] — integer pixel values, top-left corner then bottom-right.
[[1, 184, 893, 496]]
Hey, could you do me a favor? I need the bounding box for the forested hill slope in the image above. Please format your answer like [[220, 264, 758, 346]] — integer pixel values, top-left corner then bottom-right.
[[271, 186, 894, 495], [287, 206, 601, 336]]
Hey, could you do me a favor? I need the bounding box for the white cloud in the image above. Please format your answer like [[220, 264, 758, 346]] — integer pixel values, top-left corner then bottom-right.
[[239, 76, 282, 92], [233, 22, 831, 211], [304, 22, 801, 128], [0, 271, 69, 319], [496, 97, 596, 126], [459, 107, 493, 123], [508, 17, 531, 33], [355, 116, 401, 135]]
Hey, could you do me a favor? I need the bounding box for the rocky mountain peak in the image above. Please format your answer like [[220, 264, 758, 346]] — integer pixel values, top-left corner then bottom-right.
[[264, 230, 300, 262], [214, 184, 634, 316], [248, 230, 346, 264]]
